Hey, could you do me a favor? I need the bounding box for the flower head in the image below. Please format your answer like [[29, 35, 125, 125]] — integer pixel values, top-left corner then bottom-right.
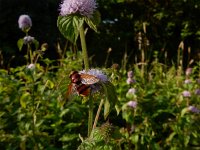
[[127, 71, 133, 78], [59, 0, 97, 18], [79, 69, 109, 94], [126, 78, 136, 84], [111, 63, 119, 70], [188, 106, 200, 114], [27, 63, 35, 69], [18, 15, 32, 31], [127, 88, 136, 95], [127, 101, 137, 108], [196, 79, 200, 84], [23, 36, 35, 44], [185, 68, 192, 76], [184, 79, 192, 84], [182, 90, 191, 97], [195, 89, 200, 95], [79, 69, 108, 83]]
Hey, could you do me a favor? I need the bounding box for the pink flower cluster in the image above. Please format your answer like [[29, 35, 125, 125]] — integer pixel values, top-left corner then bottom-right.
[[59, 0, 97, 18], [18, 15, 32, 30], [126, 71, 136, 84]]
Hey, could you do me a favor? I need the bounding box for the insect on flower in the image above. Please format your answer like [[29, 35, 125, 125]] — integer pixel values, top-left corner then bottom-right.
[[66, 70, 100, 99]]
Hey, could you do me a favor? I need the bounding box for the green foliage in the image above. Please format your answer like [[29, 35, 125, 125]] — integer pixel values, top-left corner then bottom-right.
[[102, 81, 120, 119], [1, 1, 200, 149], [57, 12, 100, 44], [84, 10, 101, 32], [17, 38, 24, 51], [57, 15, 84, 44], [78, 122, 119, 150], [1, 51, 200, 149]]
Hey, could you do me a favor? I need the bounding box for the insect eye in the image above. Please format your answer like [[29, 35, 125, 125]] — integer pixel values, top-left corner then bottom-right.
[[69, 71, 78, 78]]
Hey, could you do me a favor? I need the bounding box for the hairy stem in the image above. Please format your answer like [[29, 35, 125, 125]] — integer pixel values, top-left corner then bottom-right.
[[79, 24, 89, 70], [79, 24, 93, 137], [92, 99, 104, 131]]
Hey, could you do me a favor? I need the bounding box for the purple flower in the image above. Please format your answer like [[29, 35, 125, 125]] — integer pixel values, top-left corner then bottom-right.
[[182, 90, 191, 97], [127, 101, 137, 108], [185, 68, 192, 76], [26, 63, 35, 70], [195, 89, 200, 95], [18, 15, 32, 30], [127, 88, 136, 95], [184, 79, 192, 84], [79, 69, 108, 83], [127, 71, 133, 78], [23, 36, 35, 44], [126, 78, 135, 84], [196, 79, 200, 84], [59, 0, 97, 18], [79, 69, 109, 94], [188, 106, 200, 113]]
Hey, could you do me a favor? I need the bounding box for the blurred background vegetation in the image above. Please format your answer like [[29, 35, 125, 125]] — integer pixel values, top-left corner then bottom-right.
[[1, 0, 200, 68]]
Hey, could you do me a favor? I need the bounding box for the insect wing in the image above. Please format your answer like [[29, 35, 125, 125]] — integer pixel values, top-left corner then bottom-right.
[[76, 84, 91, 96], [80, 74, 99, 85], [66, 83, 78, 101]]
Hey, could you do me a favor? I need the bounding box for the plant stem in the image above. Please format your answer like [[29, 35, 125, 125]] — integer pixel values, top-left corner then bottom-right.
[[92, 99, 104, 131], [31, 74, 38, 150], [79, 24, 89, 70], [79, 24, 93, 136], [28, 44, 33, 64], [88, 96, 93, 137]]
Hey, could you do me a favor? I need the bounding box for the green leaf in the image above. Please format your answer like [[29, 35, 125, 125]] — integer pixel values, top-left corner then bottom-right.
[[130, 134, 139, 144], [64, 122, 82, 129], [181, 107, 188, 117], [84, 11, 101, 32], [104, 98, 110, 119], [184, 135, 190, 147], [57, 15, 84, 44], [20, 92, 30, 108], [17, 38, 24, 51], [102, 82, 120, 119], [33, 39, 39, 50], [59, 134, 78, 142], [166, 132, 176, 143]]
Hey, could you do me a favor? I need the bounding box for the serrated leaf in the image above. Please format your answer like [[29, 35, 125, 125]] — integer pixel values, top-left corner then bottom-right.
[[57, 15, 84, 44], [17, 38, 24, 51], [84, 11, 101, 32]]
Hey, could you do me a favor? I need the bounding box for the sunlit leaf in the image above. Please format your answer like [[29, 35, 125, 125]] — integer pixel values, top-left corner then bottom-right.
[[130, 134, 139, 144], [181, 107, 188, 117], [84, 11, 101, 32], [20, 92, 30, 108], [59, 134, 78, 142], [102, 81, 120, 119], [64, 122, 82, 129], [17, 38, 24, 51], [104, 98, 110, 120]]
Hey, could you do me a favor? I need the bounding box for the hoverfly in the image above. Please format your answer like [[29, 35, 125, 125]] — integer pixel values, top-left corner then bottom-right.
[[66, 71, 100, 99]]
